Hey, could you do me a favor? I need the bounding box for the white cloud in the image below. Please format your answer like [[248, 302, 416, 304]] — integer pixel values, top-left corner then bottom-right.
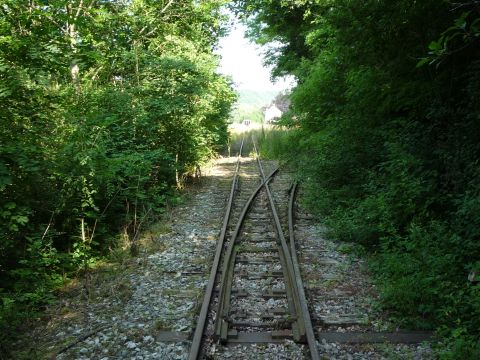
[[216, 23, 294, 92]]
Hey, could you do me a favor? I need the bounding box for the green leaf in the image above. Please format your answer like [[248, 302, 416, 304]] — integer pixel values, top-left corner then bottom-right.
[[428, 40, 441, 51], [416, 58, 429, 68]]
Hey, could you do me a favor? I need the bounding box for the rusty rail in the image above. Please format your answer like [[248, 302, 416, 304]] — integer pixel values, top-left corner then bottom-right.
[[289, 183, 320, 360], [189, 137, 320, 359], [214, 166, 279, 342], [252, 139, 306, 342], [188, 138, 244, 360]]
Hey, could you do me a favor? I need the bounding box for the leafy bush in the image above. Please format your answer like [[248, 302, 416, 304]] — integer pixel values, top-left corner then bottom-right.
[[0, 0, 235, 352]]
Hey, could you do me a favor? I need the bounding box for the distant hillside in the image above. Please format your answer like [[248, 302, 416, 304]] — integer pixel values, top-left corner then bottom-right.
[[237, 89, 278, 107], [230, 89, 279, 123]]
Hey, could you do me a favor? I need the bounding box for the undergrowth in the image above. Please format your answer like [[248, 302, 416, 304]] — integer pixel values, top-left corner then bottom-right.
[[258, 127, 480, 359]]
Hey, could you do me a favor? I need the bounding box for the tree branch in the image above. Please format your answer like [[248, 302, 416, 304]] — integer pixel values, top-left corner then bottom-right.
[[161, 0, 174, 14]]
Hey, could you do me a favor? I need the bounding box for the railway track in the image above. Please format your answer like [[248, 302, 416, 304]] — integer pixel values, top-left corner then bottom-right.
[[188, 137, 319, 359]]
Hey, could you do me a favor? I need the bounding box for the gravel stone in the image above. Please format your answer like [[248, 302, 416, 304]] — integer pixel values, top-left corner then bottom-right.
[[18, 157, 434, 359]]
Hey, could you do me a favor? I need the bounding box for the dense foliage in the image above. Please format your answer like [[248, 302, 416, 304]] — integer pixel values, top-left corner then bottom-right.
[[232, 0, 480, 357], [0, 0, 235, 348]]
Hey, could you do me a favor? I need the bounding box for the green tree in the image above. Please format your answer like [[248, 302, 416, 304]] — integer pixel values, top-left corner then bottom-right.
[[0, 0, 235, 352]]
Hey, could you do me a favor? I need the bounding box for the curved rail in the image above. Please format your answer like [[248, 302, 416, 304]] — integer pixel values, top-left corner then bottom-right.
[[188, 138, 245, 360], [289, 183, 320, 360], [189, 137, 319, 359], [252, 139, 306, 342], [214, 166, 279, 341]]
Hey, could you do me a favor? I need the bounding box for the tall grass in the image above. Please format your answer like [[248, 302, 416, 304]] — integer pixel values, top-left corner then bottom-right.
[[227, 124, 293, 159], [257, 127, 293, 160]]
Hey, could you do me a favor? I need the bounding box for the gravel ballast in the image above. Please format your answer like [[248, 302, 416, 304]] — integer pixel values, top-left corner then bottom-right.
[[17, 156, 433, 359]]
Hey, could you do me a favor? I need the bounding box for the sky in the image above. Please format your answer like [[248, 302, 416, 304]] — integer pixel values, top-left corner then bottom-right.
[[216, 22, 294, 92]]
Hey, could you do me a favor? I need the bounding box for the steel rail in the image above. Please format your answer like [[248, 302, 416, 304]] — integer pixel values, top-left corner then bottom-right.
[[188, 138, 245, 360], [214, 166, 279, 342], [289, 183, 320, 360], [251, 139, 306, 342]]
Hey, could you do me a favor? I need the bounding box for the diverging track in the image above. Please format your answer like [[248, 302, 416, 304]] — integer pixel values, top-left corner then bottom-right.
[[189, 137, 319, 359]]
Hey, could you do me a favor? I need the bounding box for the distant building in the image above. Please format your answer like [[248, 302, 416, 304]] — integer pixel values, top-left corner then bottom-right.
[[264, 104, 282, 123], [274, 94, 291, 113]]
